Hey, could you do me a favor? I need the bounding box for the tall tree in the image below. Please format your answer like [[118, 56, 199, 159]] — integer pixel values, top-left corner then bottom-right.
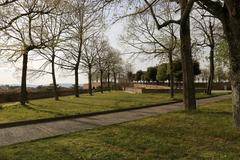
[[81, 36, 99, 96], [29, 7, 70, 101], [0, 0, 59, 105], [192, 10, 222, 95], [108, 48, 123, 90], [141, 0, 196, 109], [121, 1, 178, 97], [59, 0, 105, 97], [95, 40, 109, 93], [193, 0, 240, 127]]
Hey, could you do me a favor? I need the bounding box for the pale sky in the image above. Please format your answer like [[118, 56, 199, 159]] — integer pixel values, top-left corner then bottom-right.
[[0, 21, 159, 86]]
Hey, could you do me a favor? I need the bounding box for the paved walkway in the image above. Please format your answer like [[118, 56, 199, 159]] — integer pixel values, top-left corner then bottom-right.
[[0, 95, 231, 147]]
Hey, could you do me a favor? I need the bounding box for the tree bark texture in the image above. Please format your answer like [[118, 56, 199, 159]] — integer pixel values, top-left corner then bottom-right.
[[51, 53, 59, 101], [221, 6, 240, 127], [180, 0, 196, 111], [20, 52, 28, 105], [88, 66, 93, 96], [169, 51, 174, 98]]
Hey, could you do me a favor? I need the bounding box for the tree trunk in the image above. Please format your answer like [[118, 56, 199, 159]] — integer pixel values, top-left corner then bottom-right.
[[180, 0, 196, 111], [51, 54, 59, 101], [100, 70, 103, 93], [74, 66, 79, 97], [107, 69, 110, 91], [206, 46, 214, 95], [222, 13, 240, 128], [74, 9, 83, 98], [20, 52, 28, 105], [113, 71, 117, 90], [88, 66, 93, 96], [169, 51, 174, 98], [167, 75, 170, 87]]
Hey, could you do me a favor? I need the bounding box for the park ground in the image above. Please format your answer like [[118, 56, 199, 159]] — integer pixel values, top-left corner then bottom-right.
[[0, 92, 239, 159], [0, 91, 225, 124]]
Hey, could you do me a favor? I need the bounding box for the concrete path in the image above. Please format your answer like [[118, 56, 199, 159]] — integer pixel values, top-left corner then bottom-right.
[[0, 95, 231, 147]]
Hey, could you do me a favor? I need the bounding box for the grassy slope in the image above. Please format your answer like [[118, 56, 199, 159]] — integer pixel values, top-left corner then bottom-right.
[[0, 99, 239, 159], [0, 91, 225, 123]]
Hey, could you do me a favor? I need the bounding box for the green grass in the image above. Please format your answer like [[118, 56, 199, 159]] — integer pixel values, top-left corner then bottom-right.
[[0, 91, 226, 124], [0, 99, 239, 159]]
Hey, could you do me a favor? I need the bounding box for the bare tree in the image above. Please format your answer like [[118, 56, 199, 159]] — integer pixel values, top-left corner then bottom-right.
[[59, 0, 105, 97], [81, 36, 98, 96], [95, 40, 109, 93], [109, 48, 123, 90], [93, 40, 123, 92], [192, 9, 223, 95], [121, 2, 178, 98], [29, 6, 71, 101], [0, 0, 59, 105]]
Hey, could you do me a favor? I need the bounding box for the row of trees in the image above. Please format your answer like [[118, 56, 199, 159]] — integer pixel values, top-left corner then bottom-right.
[[1, 0, 240, 128], [157, 60, 201, 82], [129, 60, 201, 83], [127, 67, 157, 83], [128, 59, 201, 97], [0, 0, 124, 104]]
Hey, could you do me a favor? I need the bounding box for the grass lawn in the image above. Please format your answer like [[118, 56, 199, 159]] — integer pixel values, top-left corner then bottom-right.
[[0, 99, 239, 159], [0, 91, 226, 124]]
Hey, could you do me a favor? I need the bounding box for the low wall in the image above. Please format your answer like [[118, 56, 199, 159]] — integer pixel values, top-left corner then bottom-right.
[[0, 89, 89, 103], [133, 82, 231, 90], [125, 87, 206, 94], [133, 84, 170, 89], [125, 87, 143, 94], [142, 89, 205, 94], [195, 82, 231, 90]]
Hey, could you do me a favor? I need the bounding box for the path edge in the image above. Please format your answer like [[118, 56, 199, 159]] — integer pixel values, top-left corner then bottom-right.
[[0, 93, 231, 129]]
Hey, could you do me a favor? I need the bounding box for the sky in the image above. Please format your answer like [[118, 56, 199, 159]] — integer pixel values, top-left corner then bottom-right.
[[0, 21, 159, 86]]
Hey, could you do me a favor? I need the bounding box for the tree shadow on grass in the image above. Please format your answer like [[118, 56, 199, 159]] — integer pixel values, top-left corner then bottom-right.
[[24, 103, 65, 117], [58, 100, 92, 106], [193, 110, 232, 117]]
